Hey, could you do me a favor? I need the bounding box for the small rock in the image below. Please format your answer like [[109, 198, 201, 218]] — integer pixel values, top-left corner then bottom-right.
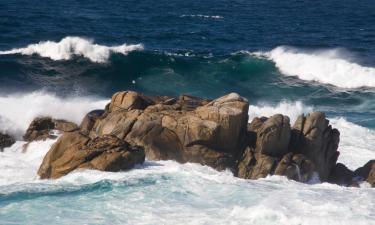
[[0, 132, 15, 151]]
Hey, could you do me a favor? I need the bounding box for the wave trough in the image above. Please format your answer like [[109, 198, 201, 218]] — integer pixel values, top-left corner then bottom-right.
[[0, 36, 144, 63]]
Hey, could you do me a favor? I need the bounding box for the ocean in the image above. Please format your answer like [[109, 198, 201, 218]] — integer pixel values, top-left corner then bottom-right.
[[0, 0, 375, 224]]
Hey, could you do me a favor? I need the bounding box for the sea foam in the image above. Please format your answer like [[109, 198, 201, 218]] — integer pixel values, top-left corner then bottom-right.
[[0, 91, 108, 138], [1, 100, 374, 224], [0, 36, 144, 63], [252, 46, 375, 88]]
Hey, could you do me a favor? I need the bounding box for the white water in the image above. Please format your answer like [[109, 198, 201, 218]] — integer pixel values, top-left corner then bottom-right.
[[248, 100, 313, 123], [0, 91, 108, 138], [180, 14, 223, 19], [253, 46, 375, 88], [0, 98, 374, 224], [0, 36, 144, 63]]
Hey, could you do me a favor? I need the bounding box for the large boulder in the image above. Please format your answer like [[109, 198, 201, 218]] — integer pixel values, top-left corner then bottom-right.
[[291, 112, 340, 181], [109, 91, 153, 112], [90, 92, 249, 171], [24, 117, 78, 142], [0, 132, 15, 151], [38, 133, 145, 179], [254, 114, 291, 157]]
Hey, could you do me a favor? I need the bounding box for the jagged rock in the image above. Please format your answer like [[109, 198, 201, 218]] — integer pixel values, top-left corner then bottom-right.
[[90, 92, 249, 170], [80, 110, 105, 135], [354, 160, 375, 187], [236, 147, 278, 179], [328, 163, 354, 186], [109, 91, 153, 112], [37, 133, 145, 179], [254, 114, 291, 157], [291, 112, 340, 181], [0, 132, 15, 151], [274, 153, 315, 182], [37, 90, 371, 186], [236, 147, 314, 182], [24, 117, 79, 142]]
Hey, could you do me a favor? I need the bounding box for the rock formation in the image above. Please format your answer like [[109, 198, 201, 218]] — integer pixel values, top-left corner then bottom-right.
[[24, 117, 79, 142], [354, 160, 375, 187], [35, 90, 374, 187], [38, 133, 145, 179], [0, 132, 15, 151]]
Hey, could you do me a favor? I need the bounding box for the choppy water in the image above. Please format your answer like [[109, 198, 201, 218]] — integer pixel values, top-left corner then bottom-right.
[[1, 0, 375, 224]]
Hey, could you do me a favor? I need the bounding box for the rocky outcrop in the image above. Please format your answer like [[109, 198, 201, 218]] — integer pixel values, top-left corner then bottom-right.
[[94, 92, 249, 171], [354, 160, 375, 187], [35, 90, 374, 186], [0, 132, 15, 151], [254, 114, 291, 157], [24, 117, 78, 142], [328, 163, 355, 186], [290, 112, 340, 181], [38, 133, 145, 179], [235, 115, 315, 182]]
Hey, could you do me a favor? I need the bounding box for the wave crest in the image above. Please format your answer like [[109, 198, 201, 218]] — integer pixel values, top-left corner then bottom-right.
[[0, 36, 144, 63], [254, 46, 375, 88]]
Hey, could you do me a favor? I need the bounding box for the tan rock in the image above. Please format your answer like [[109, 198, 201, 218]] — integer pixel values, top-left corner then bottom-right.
[[109, 91, 153, 112], [37, 133, 144, 179], [24, 117, 79, 142], [255, 114, 291, 157], [292, 112, 340, 181]]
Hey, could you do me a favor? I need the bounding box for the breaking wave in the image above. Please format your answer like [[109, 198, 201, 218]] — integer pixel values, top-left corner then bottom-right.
[[0, 36, 144, 63], [253, 46, 375, 88], [0, 91, 108, 138]]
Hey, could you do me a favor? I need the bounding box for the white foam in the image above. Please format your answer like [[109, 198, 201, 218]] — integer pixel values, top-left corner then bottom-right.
[[180, 14, 223, 19], [0, 36, 144, 63], [1, 158, 374, 224], [0, 139, 56, 186], [0, 91, 108, 138], [254, 46, 375, 88], [0, 100, 374, 224], [248, 101, 313, 123], [331, 117, 375, 169]]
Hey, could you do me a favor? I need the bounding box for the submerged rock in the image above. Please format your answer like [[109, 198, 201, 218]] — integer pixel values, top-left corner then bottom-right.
[[0, 132, 15, 151]]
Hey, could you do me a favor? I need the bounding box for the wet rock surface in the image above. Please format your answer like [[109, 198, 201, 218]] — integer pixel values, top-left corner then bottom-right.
[[0, 132, 15, 151], [35, 91, 374, 186], [24, 117, 78, 142]]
